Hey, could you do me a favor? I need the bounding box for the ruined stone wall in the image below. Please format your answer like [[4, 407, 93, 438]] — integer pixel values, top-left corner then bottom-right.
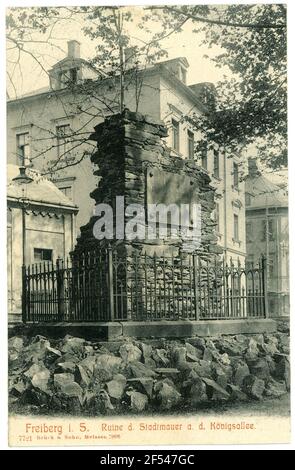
[[73, 110, 222, 320], [75, 109, 221, 260]]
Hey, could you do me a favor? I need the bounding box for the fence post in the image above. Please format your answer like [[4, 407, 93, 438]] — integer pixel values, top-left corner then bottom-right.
[[107, 246, 115, 322], [262, 255, 269, 318], [193, 254, 199, 321], [56, 257, 65, 321], [22, 265, 27, 323]]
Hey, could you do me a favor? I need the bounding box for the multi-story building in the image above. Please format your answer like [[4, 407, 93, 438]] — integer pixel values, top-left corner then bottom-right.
[[7, 40, 246, 262], [245, 159, 289, 317]]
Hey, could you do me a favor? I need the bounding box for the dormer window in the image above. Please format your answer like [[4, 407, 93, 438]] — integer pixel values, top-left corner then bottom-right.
[[57, 71, 65, 88], [180, 66, 187, 84], [57, 68, 78, 88], [70, 68, 78, 83], [48, 40, 100, 91]]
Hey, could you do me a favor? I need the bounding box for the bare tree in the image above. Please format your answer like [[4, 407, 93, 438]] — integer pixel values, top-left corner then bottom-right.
[[7, 6, 186, 176]]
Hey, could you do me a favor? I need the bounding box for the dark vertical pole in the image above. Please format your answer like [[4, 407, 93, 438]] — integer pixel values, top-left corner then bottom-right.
[[108, 246, 114, 321], [22, 205, 27, 323], [56, 257, 64, 321], [262, 255, 269, 318], [22, 207, 26, 266], [193, 254, 199, 321], [22, 265, 26, 323]]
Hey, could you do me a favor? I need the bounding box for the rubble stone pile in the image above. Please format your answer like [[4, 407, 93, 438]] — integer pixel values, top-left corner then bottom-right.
[[9, 329, 289, 415]]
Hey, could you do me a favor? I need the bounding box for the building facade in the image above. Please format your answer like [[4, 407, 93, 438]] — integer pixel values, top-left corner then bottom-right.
[[7, 41, 246, 262], [245, 160, 289, 317], [7, 164, 78, 319]]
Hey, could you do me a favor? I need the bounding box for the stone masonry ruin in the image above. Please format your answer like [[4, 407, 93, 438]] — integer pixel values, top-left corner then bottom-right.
[[75, 109, 220, 258], [73, 110, 223, 324]]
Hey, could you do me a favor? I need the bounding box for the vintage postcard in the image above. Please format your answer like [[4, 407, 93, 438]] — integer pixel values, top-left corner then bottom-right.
[[6, 2, 290, 447]]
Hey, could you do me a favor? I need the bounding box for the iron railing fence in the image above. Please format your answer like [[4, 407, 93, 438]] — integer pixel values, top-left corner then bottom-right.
[[22, 247, 268, 323]]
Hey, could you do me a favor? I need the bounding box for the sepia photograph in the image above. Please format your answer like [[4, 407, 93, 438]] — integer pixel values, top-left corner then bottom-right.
[[5, 1, 290, 447]]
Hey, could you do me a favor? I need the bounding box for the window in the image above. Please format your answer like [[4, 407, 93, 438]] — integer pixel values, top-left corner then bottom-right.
[[59, 186, 73, 200], [201, 144, 208, 170], [187, 130, 194, 159], [17, 132, 30, 166], [56, 124, 71, 158], [214, 203, 220, 232], [70, 68, 78, 83], [57, 69, 78, 88], [233, 162, 239, 188], [57, 71, 69, 88], [234, 214, 239, 241], [213, 149, 220, 178], [246, 222, 253, 241], [172, 119, 180, 152], [180, 66, 187, 84], [34, 248, 53, 263]]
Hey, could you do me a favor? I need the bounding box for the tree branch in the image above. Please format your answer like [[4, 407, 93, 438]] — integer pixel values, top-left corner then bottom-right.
[[151, 6, 286, 29]]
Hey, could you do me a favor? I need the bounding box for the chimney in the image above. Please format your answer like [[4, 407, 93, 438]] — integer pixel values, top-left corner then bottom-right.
[[248, 158, 260, 178], [67, 40, 81, 59]]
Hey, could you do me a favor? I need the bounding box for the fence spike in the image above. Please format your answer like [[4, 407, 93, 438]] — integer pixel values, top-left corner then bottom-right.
[[22, 251, 267, 324]]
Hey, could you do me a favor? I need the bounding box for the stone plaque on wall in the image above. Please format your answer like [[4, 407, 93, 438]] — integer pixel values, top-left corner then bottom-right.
[[146, 166, 199, 231], [146, 167, 198, 207]]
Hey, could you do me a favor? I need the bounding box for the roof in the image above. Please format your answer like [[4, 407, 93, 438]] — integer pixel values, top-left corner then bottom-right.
[[7, 57, 207, 113], [16, 86, 50, 99], [49, 56, 100, 74], [245, 173, 288, 210], [263, 168, 288, 188], [158, 57, 190, 68], [7, 164, 78, 211]]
